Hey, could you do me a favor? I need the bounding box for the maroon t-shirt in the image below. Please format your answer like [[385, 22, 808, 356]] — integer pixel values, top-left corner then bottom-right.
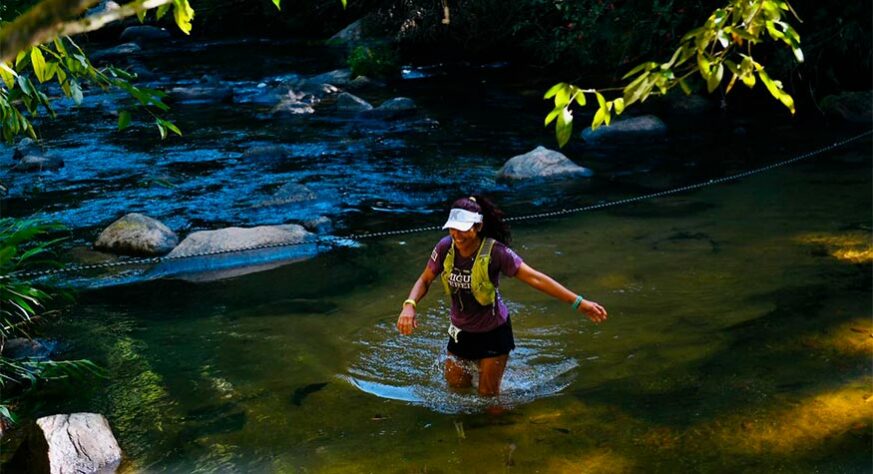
[[427, 236, 524, 333]]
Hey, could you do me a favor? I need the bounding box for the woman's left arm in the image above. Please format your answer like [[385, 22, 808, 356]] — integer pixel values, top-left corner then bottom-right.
[[514, 263, 608, 323]]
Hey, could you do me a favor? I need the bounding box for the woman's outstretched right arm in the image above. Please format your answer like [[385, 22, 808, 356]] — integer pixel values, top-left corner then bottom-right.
[[396, 266, 437, 335]]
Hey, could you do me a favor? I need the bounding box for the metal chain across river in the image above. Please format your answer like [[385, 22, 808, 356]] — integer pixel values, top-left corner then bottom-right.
[[3, 130, 871, 282]]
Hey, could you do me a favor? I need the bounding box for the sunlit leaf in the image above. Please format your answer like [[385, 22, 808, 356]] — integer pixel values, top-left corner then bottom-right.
[[706, 62, 724, 92], [172, 0, 195, 35], [543, 82, 566, 100], [544, 107, 561, 126], [0, 63, 16, 89], [272, 0, 281, 10], [555, 108, 572, 148], [30, 48, 47, 83]]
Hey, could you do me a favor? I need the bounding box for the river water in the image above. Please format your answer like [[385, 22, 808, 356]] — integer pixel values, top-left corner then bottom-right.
[[2, 39, 871, 472]]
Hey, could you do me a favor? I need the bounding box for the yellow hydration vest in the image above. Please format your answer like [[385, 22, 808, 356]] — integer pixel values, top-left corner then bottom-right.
[[441, 237, 497, 306]]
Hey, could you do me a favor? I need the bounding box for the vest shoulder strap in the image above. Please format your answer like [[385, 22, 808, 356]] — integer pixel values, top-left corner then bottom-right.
[[478, 238, 496, 259]]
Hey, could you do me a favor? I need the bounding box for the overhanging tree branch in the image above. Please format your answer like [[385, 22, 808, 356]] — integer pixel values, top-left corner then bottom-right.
[[0, 0, 173, 64]]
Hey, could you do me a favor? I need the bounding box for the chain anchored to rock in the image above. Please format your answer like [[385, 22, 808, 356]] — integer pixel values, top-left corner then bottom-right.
[[2, 129, 870, 282]]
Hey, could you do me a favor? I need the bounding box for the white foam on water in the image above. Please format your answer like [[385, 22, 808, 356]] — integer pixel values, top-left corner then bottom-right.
[[344, 315, 579, 414]]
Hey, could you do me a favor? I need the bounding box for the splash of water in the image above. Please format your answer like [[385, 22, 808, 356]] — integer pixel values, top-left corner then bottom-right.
[[344, 310, 578, 414]]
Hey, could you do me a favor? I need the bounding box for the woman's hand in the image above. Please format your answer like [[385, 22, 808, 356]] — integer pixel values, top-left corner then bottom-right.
[[396, 305, 418, 335], [579, 300, 608, 324]]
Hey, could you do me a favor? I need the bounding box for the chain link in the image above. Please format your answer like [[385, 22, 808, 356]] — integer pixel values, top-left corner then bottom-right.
[[3, 130, 870, 282]]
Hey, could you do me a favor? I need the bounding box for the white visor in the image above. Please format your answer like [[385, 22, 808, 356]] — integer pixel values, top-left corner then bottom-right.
[[442, 208, 483, 231]]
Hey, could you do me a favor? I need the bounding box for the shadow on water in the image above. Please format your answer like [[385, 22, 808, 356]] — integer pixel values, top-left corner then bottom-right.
[[579, 269, 871, 430]]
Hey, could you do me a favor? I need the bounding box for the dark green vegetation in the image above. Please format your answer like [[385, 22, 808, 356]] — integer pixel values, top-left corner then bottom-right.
[[0, 219, 103, 425]]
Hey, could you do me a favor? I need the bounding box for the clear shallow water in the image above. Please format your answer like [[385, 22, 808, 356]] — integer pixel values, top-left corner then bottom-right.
[[1, 39, 870, 472]]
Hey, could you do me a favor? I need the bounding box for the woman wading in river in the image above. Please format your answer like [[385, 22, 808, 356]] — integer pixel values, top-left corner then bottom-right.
[[396, 196, 608, 397]]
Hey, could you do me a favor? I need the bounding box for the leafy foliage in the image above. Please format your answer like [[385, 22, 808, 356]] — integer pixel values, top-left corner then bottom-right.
[[546, 0, 805, 147], [347, 44, 399, 79], [0, 218, 106, 425]]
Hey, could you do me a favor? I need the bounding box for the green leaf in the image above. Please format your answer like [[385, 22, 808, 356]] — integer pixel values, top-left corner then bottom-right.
[[594, 91, 606, 109], [156, 118, 182, 138], [136, 7, 146, 23], [555, 108, 572, 148], [706, 62, 724, 93], [544, 107, 561, 127], [118, 111, 131, 131], [17, 76, 33, 96], [172, 0, 195, 35], [70, 79, 83, 105], [156, 121, 167, 140], [591, 107, 606, 130], [53, 38, 67, 56], [697, 52, 711, 80], [622, 61, 657, 80], [15, 50, 28, 68], [543, 82, 566, 100], [30, 48, 47, 83], [573, 91, 586, 107], [0, 63, 16, 89], [678, 78, 692, 95], [272, 0, 281, 10], [613, 97, 625, 115], [555, 85, 570, 108], [156, 4, 171, 19], [340, 0, 347, 9]]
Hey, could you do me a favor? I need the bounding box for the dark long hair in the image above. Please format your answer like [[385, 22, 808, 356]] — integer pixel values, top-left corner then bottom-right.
[[451, 195, 512, 246]]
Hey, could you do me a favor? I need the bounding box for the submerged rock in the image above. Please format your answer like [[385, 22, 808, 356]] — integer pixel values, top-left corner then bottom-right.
[[581, 115, 667, 144], [271, 90, 316, 115], [336, 92, 373, 112], [497, 146, 592, 181], [120, 25, 171, 43], [2, 338, 57, 361], [302, 216, 333, 234], [242, 144, 288, 162], [11, 137, 38, 160], [89, 42, 141, 61], [169, 85, 234, 104], [820, 91, 873, 123], [256, 183, 317, 207], [12, 413, 122, 474], [364, 97, 417, 119], [95, 213, 178, 256], [13, 154, 64, 172]]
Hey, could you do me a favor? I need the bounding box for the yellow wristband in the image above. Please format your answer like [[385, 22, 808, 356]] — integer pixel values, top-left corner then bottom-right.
[[403, 299, 417, 309]]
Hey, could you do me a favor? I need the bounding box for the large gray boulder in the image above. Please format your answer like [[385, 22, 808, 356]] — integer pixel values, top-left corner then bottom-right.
[[307, 69, 353, 87], [95, 213, 178, 256], [364, 97, 417, 119], [2, 338, 57, 361], [335, 92, 373, 112], [168, 224, 313, 258], [820, 91, 873, 123], [20, 413, 122, 474], [497, 146, 593, 181], [581, 115, 667, 144], [329, 19, 364, 44], [120, 25, 171, 43]]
